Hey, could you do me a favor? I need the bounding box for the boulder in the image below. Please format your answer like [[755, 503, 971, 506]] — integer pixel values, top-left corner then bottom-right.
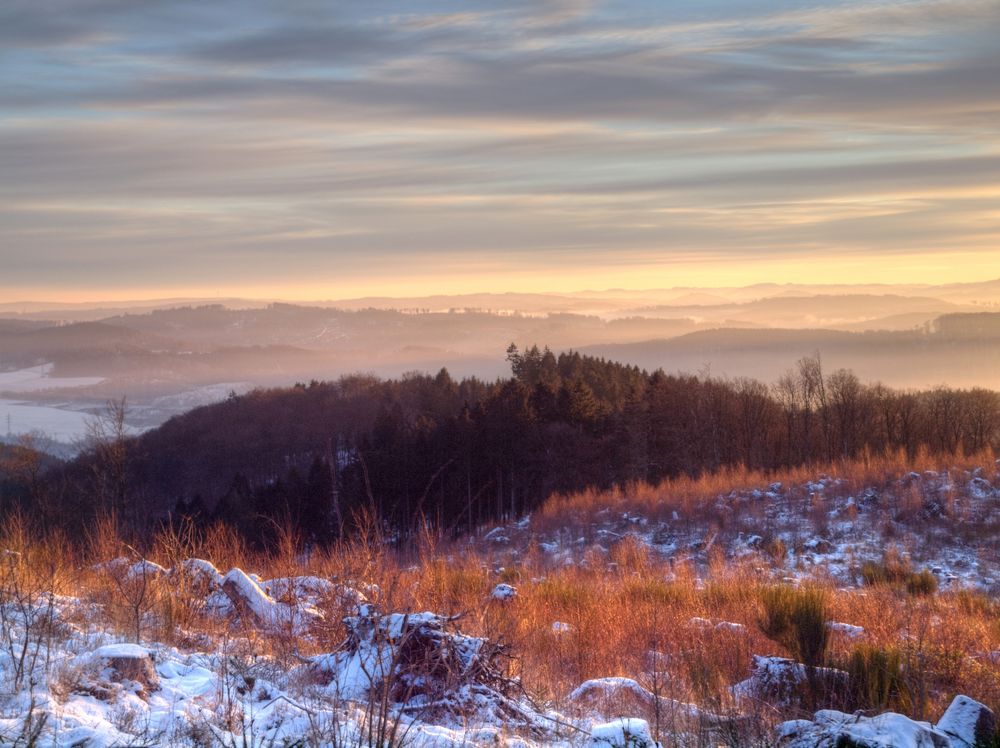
[[936, 695, 996, 747], [777, 709, 952, 747], [175, 558, 224, 591], [568, 677, 742, 732], [491, 583, 517, 601], [221, 567, 322, 633], [589, 718, 661, 747], [732, 656, 848, 709]]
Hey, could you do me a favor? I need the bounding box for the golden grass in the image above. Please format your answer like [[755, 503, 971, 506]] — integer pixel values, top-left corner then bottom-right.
[[536, 448, 998, 531], [1, 452, 998, 737]]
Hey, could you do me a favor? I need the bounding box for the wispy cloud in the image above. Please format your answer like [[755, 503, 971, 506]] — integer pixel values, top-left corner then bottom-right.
[[1, 0, 998, 295]]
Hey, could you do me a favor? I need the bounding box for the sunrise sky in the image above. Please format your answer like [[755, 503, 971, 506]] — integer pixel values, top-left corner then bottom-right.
[[2, 0, 999, 301]]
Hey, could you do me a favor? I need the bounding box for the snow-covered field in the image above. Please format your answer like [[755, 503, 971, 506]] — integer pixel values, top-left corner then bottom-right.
[[0, 364, 105, 394], [0, 364, 251, 450], [0, 365, 103, 445], [0, 399, 96, 443]]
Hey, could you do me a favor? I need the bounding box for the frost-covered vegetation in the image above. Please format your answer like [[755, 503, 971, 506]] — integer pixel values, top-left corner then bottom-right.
[[1, 456, 998, 746]]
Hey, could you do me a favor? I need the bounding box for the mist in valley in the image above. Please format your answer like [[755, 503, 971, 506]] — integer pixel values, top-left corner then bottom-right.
[[2, 280, 999, 453]]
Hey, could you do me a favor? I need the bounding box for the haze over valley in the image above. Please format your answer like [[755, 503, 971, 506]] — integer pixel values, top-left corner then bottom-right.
[[3, 280, 1000, 451]]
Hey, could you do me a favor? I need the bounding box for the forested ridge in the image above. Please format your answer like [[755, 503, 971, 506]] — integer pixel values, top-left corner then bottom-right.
[[3, 345, 1000, 546]]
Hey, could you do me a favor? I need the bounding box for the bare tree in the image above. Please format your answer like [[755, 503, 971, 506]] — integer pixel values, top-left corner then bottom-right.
[[86, 397, 131, 521]]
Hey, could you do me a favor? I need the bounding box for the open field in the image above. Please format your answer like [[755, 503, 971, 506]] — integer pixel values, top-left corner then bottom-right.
[[2, 455, 998, 745]]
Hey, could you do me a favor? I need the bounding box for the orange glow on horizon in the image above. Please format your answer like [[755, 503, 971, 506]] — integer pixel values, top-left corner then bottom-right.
[[2, 249, 999, 305]]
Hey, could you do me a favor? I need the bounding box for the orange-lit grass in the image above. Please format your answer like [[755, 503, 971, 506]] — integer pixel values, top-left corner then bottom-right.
[[1, 452, 998, 733], [535, 448, 998, 532]]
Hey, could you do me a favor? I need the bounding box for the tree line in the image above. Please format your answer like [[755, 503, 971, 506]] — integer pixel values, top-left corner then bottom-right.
[[2, 345, 999, 547]]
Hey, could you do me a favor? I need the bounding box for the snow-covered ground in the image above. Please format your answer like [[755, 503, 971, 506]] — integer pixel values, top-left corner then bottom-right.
[[0, 364, 252, 452], [0, 364, 105, 394], [0, 399, 96, 444], [1, 467, 998, 746], [483, 467, 1000, 593], [0, 562, 591, 747]]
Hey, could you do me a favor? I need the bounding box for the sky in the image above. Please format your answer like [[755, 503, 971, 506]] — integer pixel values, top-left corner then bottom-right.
[[2, 0, 999, 301]]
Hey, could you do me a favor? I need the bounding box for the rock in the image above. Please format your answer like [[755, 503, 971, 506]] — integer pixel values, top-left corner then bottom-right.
[[570, 677, 664, 717], [491, 583, 517, 601], [589, 718, 661, 747], [777, 709, 952, 747], [732, 656, 848, 709], [936, 695, 996, 747], [715, 621, 746, 634], [91, 643, 160, 695], [174, 558, 224, 592], [99, 557, 168, 582], [221, 567, 323, 633], [568, 677, 741, 732], [826, 621, 865, 639], [552, 621, 573, 634]]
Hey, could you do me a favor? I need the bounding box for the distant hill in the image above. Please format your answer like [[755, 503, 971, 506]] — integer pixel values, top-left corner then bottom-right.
[[626, 294, 971, 328], [933, 312, 1000, 338], [581, 324, 1000, 389]]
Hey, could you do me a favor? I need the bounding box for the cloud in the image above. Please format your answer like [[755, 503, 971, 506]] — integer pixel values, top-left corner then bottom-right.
[[2, 0, 998, 294]]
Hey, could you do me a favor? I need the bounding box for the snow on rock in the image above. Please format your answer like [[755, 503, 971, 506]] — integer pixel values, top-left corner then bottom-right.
[[221, 567, 322, 633], [589, 718, 661, 747], [967, 477, 994, 500], [491, 583, 518, 601], [222, 567, 276, 618], [175, 558, 223, 589], [483, 527, 510, 544], [264, 575, 367, 613], [827, 621, 865, 639], [714, 621, 746, 634], [264, 574, 335, 599], [98, 557, 169, 582], [552, 621, 573, 634], [733, 656, 848, 709], [570, 677, 661, 713], [936, 694, 996, 747], [777, 709, 953, 747], [568, 677, 735, 730]]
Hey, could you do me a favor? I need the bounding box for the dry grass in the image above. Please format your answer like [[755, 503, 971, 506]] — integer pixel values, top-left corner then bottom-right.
[[536, 448, 998, 530], [2, 453, 999, 744]]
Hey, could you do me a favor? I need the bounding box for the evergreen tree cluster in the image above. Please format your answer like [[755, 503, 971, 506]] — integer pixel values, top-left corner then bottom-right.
[[4, 346, 1000, 547]]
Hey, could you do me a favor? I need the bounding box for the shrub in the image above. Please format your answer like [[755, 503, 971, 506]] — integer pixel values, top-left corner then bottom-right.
[[765, 538, 787, 566], [847, 644, 911, 712], [905, 569, 938, 596], [759, 585, 829, 667], [860, 549, 911, 587]]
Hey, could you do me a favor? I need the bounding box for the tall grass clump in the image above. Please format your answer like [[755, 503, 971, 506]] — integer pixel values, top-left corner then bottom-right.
[[905, 569, 938, 597], [759, 585, 829, 667], [847, 643, 911, 712]]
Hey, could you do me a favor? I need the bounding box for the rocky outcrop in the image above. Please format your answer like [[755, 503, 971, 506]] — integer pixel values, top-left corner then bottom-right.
[[936, 695, 995, 747], [776, 695, 996, 748], [732, 655, 848, 709]]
